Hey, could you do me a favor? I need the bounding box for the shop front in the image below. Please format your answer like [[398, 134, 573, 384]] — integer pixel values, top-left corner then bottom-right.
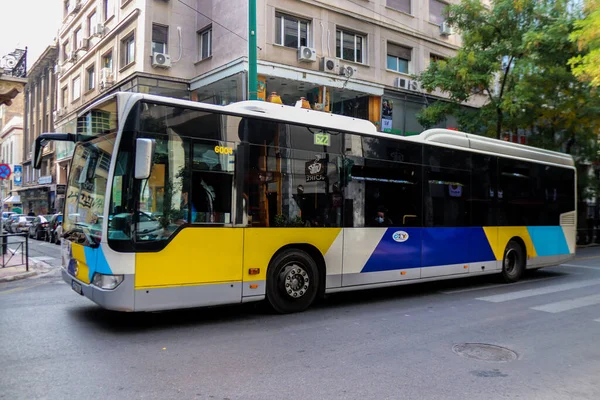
[[380, 91, 459, 136], [189, 61, 384, 126]]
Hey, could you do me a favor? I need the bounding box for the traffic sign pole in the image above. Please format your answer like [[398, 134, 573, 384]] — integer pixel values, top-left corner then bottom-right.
[[0, 164, 12, 255]]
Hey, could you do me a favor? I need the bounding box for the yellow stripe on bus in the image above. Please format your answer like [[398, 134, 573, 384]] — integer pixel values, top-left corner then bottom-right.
[[71, 243, 91, 284], [135, 228, 244, 288], [243, 228, 341, 281], [483, 226, 537, 260]]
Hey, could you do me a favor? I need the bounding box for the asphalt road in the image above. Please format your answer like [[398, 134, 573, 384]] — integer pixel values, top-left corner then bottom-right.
[[1, 246, 600, 400]]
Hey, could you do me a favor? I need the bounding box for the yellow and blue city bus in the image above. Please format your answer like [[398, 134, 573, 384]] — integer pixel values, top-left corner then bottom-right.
[[34, 92, 577, 313]]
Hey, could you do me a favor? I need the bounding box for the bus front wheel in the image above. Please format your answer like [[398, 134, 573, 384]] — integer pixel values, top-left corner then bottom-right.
[[501, 240, 525, 283], [266, 249, 319, 314]]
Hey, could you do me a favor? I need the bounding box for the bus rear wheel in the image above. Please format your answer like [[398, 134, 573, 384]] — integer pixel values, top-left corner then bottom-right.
[[266, 249, 319, 314], [501, 240, 525, 283]]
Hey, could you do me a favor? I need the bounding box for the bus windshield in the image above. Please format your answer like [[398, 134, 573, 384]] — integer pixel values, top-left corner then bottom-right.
[[63, 99, 118, 246]]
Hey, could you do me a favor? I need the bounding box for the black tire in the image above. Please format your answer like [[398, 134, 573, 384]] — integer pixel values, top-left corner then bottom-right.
[[35, 228, 41, 240], [501, 240, 525, 283], [266, 249, 320, 314]]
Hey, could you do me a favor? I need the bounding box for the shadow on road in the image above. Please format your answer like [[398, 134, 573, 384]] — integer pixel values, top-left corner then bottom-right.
[[66, 269, 569, 334]]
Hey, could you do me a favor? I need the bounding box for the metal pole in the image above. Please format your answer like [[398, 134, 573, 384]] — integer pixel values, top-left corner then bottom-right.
[[248, 0, 258, 100]]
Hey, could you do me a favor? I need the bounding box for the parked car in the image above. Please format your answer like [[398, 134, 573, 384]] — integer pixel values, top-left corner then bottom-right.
[[29, 215, 52, 240], [1, 212, 15, 232], [5, 214, 23, 233], [46, 213, 63, 243], [10, 216, 35, 233]]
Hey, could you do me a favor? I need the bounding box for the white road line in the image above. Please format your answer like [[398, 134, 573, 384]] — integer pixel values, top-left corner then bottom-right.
[[560, 264, 600, 270], [594, 318, 600, 323], [440, 276, 558, 295], [476, 279, 600, 303], [531, 294, 600, 313]]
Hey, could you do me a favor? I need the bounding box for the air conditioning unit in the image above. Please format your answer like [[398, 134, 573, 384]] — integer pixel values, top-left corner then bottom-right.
[[152, 53, 172, 68], [440, 21, 453, 36], [55, 109, 65, 118], [78, 38, 89, 51], [68, 51, 77, 62], [409, 80, 420, 91], [340, 65, 356, 78], [394, 77, 409, 89], [298, 46, 317, 62], [322, 57, 339, 73], [92, 24, 105, 37], [54, 64, 62, 75], [100, 68, 114, 90]]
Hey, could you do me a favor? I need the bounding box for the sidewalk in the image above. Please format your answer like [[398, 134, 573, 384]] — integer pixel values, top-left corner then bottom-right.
[[0, 249, 57, 282]]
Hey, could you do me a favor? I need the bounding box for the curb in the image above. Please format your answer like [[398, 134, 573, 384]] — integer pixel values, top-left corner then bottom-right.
[[0, 270, 37, 282], [0, 258, 57, 283]]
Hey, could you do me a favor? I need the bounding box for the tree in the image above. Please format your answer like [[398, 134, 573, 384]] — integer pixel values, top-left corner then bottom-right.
[[416, 0, 600, 163], [569, 0, 600, 87]]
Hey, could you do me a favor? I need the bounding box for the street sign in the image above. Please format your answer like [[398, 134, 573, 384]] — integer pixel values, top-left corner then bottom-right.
[[0, 164, 11, 180]]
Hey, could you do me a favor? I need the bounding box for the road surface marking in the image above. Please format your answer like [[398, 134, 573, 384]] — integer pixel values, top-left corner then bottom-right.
[[30, 256, 54, 262], [575, 255, 600, 261], [0, 281, 48, 296], [440, 276, 558, 294], [531, 294, 600, 313], [594, 318, 600, 322], [476, 279, 600, 303], [560, 264, 600, 270]]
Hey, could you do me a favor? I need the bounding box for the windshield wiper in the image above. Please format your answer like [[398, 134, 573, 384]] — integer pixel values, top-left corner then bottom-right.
[[63, 226, 100, 248]]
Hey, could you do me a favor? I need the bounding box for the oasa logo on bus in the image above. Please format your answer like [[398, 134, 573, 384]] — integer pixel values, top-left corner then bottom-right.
[[392, 231, 409, 243], [214, 146, 233, 155]]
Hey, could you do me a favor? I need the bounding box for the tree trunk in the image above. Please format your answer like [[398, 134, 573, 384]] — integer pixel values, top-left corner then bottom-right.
[[496, 107, 503, 140]]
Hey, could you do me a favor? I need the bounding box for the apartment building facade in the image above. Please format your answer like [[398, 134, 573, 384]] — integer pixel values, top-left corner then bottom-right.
[[52, 1, 475, 182], [21, 45, 60, 215], [0, 48, 27, 212], [53, 0, 197, 211]]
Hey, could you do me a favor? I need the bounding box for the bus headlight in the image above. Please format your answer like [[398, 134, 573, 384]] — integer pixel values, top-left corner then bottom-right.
[[92, 273, 124, 290]]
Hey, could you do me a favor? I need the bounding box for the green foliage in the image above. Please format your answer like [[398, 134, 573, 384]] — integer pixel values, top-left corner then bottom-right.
[[569, 0, 600, 87], [416, 0, 600, 178]]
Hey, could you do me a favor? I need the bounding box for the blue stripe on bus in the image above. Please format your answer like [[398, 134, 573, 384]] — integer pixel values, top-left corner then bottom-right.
[[361, 227, 496, 273], [527, 226, 570, 257], [84, 246, 113, 282], [361, 228, 422, 273]]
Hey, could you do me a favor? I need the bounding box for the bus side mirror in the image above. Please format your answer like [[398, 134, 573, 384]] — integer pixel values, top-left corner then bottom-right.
[[134, 139, 155, 179], [32, 138, 45, 169]]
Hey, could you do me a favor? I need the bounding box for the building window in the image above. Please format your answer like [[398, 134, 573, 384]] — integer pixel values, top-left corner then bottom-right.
[[74, 27, 82, 50], [336, 29, 365, 63], [430, 0, 447, 25], [63, 40, 71, 62], [103, 0, 114, 21], [198, 28, 212, 61], [387, 0, 411, 14], [387, 43, 411, 74], [86, 65, 95, 91], [275, 12, 310, 48], [88, 10, 98, 37], [152, 24, 168, 54], [72, 76, 81, 100], [102, 51, 113, 70], [61, 86, 68, 108], [430, 53, 446, 64], [120, 33, 135, 67]]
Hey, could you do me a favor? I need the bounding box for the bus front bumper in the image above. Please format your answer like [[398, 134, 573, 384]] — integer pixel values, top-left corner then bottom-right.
[[61, 268, 135, 311]]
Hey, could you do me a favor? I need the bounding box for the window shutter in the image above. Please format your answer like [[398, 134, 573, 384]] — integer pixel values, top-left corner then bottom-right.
[[387, 43, 412, 61]]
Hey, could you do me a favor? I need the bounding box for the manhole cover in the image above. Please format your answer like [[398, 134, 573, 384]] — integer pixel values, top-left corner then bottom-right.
[[452, 343, 518, 362]]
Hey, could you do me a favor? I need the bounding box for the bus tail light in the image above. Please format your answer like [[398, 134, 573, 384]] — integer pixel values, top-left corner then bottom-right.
[[92, 273, 124, 290]]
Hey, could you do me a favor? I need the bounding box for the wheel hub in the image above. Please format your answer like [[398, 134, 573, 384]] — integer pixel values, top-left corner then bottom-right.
[[505, 249, 517, 274], [281, 264, 310, 299]]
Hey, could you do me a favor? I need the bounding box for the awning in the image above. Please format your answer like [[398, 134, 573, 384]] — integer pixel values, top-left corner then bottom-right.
[[3, 195, 21, 203]]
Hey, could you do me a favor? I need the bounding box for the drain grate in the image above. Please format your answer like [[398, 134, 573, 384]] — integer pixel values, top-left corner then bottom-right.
[[453, 343, 518, 362]]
